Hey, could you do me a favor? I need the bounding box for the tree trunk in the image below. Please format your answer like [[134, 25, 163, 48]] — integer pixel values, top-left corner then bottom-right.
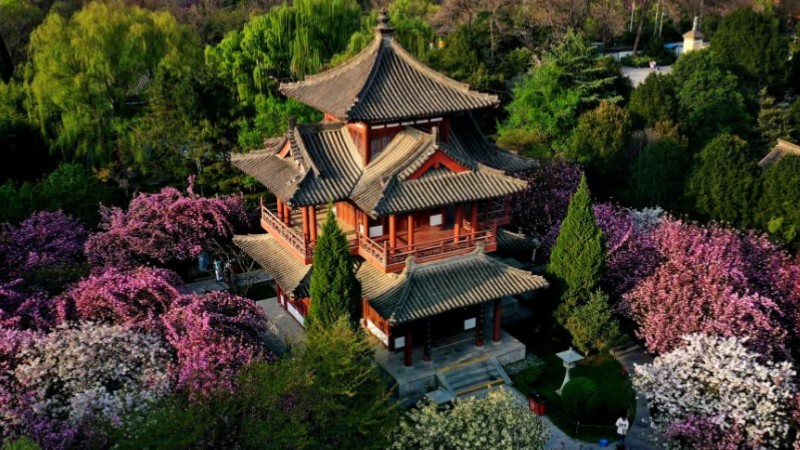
[[0, 32, 14, 81], [632, 0, 651, 56]]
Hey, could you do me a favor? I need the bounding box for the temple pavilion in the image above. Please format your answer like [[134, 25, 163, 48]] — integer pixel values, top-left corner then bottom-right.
[[233, 9, 548, 369]]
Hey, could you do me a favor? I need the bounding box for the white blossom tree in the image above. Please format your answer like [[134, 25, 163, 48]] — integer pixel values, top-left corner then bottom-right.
[[633, 334, 797, 449], [14, 323, 173, 425], [391, 388, 549, 450]]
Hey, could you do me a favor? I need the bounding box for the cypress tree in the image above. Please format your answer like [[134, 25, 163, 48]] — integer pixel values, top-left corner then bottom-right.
[[309, 205, 362, 328], [548, 175, 605, 325]]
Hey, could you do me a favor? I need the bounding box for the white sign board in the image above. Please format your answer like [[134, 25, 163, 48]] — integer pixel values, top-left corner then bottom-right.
[[464, 317, 476, 330], [394, 336, 406, 349], [429, 213, 443, 226], [369, 225, 384, 238]]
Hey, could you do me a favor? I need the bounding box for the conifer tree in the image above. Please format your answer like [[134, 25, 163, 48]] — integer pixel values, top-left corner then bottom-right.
[[309, 206, 361, 328], [548, 175, 605, 325]]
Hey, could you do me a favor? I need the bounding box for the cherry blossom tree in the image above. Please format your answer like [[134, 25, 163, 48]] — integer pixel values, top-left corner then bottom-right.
[[163, 291, 270, 396], [634, 334, 797, 449], [622, 218, 799, 358], [2, 324, 173, 450], [511, 159, 582, 257], [85, 180, 246, 270], [64, 267, 182, 332]]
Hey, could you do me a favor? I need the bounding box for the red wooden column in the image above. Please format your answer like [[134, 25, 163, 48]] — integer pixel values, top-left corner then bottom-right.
[[389, 214, 397, 250], [471, 201, 478, 241], [475, 304, 485, 347], [309, 205, 318, 242], [407, 215, 415, 249], [453, 204, 463, 242], [493, 299, 503, 342], [283, 203, 291, 226], [277, 199, 284, 221], [404, 326, 413, 367], [301, 207, 310, 241]]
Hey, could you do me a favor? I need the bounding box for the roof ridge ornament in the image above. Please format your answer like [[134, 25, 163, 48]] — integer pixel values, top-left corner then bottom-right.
[[375, 7, 395, 35]]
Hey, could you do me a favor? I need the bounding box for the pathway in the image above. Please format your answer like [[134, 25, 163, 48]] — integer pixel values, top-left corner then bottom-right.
[[612, 343, 663, 450], [620, 66, 672, 87]]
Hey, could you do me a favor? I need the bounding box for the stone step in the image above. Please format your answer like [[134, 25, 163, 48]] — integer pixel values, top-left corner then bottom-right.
[[439, 357, 512, 396]]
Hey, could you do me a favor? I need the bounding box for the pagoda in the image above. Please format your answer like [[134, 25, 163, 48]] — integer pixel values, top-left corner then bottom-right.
[[233, 9, 548, 369]]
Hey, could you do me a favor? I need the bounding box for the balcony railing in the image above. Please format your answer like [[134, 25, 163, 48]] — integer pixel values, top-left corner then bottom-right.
[[261, 203, 313, 260], [359, 224, 497, 270], [260, 202, 358, 262]]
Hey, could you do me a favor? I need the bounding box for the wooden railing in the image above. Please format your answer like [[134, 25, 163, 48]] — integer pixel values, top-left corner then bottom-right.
[[260, 202, 313, 260], [359, 223, 497, 269], [260, 200, 358, 261]]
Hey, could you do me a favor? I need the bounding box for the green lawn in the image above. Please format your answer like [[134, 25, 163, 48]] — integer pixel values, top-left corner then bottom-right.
[[506, 322, 636, 443]]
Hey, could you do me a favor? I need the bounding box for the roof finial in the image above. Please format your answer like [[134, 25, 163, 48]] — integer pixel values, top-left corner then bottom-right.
[[375, 7, 394, 35]]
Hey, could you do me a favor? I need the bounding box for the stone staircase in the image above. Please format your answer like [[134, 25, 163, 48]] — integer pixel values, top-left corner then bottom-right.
[[436, 356, 512, 397]]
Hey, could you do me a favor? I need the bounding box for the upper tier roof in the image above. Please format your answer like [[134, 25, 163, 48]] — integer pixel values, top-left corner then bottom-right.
[[279, 14, 498, 122], [231, 115, 536, 215]]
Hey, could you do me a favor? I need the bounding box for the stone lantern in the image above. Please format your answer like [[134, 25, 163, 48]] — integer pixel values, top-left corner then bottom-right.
[[555, 347, 584, 395]]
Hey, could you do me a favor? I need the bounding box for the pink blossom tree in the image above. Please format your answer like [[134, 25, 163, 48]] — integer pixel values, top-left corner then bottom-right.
[[163, 291, 271, 396], [64, 267, 182, 332], [622, 218, 800, 358], [84, 181, 246, 270]]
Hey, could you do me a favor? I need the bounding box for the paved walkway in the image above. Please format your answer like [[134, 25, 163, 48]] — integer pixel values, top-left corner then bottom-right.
[[256, 297, 306, 349], [620, 66, 672, 87], [612, 343, 663, 450]]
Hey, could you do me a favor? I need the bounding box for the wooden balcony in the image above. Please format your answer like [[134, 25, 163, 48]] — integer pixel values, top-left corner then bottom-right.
[[260, 202, 357, 264], [359, 222, 498, 273]]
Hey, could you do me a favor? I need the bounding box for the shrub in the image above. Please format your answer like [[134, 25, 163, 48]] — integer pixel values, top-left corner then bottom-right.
[[561, 377, 601, 422]]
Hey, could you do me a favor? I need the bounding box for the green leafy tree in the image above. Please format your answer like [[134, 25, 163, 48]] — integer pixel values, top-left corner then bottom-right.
[[758, 155, 800, 249], [0, 0, 45, 74], [0, 79, 52, 183], [497, 62, 582, 156], [687, 134, 760, 227], [25, 0, 202, 166], [391, 388, 549, 450], [549, 175, 605, 325], [498, 29, 627, 154], [566, 102, 632, 196], [115, 318, 394, 450], [711, 8, 788, 90], [628, 72, 678, 128], [2, 437, 41, 450], [309, 207, 362, 327], [625, 138, 691, 210], [566, 290, 622, 354], [671, 50, 751, 146]]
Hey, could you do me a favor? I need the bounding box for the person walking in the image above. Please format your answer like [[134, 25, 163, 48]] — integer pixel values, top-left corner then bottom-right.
[[616, 410, 630, 449]]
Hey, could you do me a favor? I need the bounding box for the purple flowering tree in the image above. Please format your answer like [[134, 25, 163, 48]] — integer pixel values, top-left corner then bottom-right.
[[0, 211, 89, 293], [85, 180, 246, 270], [593, 203, 662, 298], [511, 160, 582, 257], [163, 291, 271, 396], [0, 280, 65, 331]]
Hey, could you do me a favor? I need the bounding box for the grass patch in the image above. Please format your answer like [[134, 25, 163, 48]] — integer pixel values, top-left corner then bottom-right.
[[514, 353, 635, 443]]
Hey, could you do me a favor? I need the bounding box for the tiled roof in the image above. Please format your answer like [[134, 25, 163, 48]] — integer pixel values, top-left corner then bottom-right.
[[280, 34, 498, 122], [758, 139, 800, 168], [233, 234, 311, 298], [350, 127, 527, 217], [231, 123, 363, 207], [358, 247, 548, 325]]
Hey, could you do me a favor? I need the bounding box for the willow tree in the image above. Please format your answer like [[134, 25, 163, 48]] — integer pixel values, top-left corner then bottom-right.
[[25, 1, 201, 165]]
